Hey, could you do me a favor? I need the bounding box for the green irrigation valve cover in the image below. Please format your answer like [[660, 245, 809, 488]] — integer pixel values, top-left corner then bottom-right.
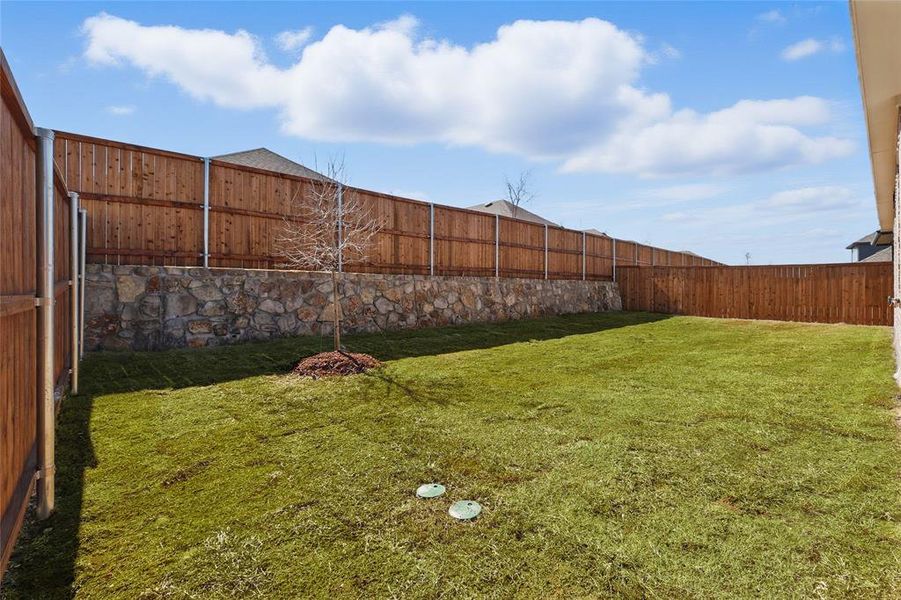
[[416, 483, 446, 499], [449, 500, 482, 521]]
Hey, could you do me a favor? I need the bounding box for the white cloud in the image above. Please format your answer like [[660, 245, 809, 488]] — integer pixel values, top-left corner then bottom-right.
[[756, 10, 786, 25], [646, 183, 726, 202], [106, 104, 135, 116], [83, 13, 282, 108], [646, 42, 682, 64], [561, 97, 853, 177], [276, 27, 313, 52], [659, 43, 682, 60], [81, 13, 853, 177], [586, 182, 728, 215], [658, 184, 868, 263], [781, 38, 844, 61], [759, 185, 855, 211], [661, 185, 863, 226]]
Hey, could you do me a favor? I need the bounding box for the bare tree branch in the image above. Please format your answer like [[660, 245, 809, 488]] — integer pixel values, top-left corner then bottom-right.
[[276, 157, 382, 350], [504, 170, 535, 220]]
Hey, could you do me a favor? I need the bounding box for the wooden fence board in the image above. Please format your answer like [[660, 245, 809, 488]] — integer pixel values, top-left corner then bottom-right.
[[433, 205, 496, 277], [618, 264, 892, 326], [347, 189, 430, 275], [55, 133, 204, 267], [1, 52, 38, 574], [499, 218, 544, 278], [53, 131, 719, 277], [586, 234, 614, 280], [3, 56, 80, 574], [545, 227, 579, 279]]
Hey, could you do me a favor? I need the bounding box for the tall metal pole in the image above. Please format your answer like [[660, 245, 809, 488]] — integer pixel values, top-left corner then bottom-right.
[[35, 127, 56, 520], [544, 224, 549, 280], [202, 157, 210, 268], [582, 231, 586, 281], [337, 184, 344, 273], [79, 209, 87, 359], [429, 203, 435, 277], [612, 238, 617, 282], [495, 214, 500, 278], [69, 192, 79, 395]]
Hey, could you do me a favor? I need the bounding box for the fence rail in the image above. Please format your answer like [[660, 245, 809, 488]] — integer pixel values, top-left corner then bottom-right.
[[1, 51, 82, 576], [51, 131, 720, 277], [617, 263, 893, 326]]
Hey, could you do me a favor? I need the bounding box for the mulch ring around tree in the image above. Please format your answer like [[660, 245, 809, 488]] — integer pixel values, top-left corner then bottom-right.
[[292, 351, 382, 379]]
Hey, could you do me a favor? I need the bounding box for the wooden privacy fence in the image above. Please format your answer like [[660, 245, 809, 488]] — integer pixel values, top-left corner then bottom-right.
[[51, 130, 719, 277], [1, 52, 84, 576], [618, 263, 893, 326]]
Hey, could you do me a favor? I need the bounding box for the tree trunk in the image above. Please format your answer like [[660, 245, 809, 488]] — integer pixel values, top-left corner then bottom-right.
[[331, 269, 341, 351]]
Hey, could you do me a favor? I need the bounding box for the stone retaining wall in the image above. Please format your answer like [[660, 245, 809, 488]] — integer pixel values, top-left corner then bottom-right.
[[84, 265, 621, 351]]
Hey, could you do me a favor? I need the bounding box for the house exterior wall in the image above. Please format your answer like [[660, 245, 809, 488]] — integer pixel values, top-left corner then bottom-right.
[[894, 127, 901, 385], [83, 265, 622, 351]]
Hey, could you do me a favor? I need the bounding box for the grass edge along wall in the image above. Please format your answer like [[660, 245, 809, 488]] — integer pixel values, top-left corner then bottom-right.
[[51, 129, 719, 278]]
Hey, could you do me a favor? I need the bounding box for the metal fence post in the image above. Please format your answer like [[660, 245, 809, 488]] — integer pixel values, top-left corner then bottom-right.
[[69, 192, 79, 395], [35, 127, 56, 520], [495, 214, 499, 278], [337, 184, 344, 272], [612, 238, 617, 282], [202, 157, 210, 268], [582, 231, 586, 281], [429, 203, 435, 277], [544, 224, 549, 280], [79, 209, 87, 358]]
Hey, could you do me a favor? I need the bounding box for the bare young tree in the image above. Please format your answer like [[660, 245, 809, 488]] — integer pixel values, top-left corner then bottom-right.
[[504, 170, 535, 219], [277, 159, 381, 351]]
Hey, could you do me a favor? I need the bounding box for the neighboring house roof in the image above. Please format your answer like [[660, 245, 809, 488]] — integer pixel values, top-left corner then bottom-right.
[[583, 228, 609, 237], [846, 230, 893, 249], [212, 148, 328, 180], [466, 199, 557, 226], [861, 246, 892, 263]]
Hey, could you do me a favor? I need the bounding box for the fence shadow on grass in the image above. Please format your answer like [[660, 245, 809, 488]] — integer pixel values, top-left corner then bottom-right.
[[2, 393, 96, 599], [79, 311, 670, 396]]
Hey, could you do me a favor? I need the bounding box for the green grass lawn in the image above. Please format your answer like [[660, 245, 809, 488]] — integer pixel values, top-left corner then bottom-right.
[[4, 313, 900, 598]]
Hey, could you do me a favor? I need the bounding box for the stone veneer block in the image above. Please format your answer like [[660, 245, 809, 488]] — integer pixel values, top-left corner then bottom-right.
[[82, 265, 622, 351]]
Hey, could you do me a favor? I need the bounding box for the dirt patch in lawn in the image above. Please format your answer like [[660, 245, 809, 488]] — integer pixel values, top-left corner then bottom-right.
[[292, 351, 382, 379]]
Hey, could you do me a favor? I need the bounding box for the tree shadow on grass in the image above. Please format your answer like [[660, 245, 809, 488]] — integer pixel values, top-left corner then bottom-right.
[[1, 311, 670, 597], [78, 311, 670, 397]]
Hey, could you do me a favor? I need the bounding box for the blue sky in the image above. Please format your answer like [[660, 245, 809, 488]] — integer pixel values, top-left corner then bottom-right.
[[2, 1, 877, 264]]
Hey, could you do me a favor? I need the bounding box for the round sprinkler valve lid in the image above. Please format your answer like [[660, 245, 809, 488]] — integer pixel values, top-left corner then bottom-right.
[[448, 500, 482, 521], [416, 483, 446, 499]]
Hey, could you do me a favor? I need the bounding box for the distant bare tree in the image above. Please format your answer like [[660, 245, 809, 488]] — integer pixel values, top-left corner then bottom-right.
[[277, 158, 381, 351], [504, 170, 535, 219], [745, 252, 751, 265]]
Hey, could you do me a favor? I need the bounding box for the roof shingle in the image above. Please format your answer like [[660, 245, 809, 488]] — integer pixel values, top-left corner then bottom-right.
[[212, 148, 328, 181], [465, 199, 557, 226]]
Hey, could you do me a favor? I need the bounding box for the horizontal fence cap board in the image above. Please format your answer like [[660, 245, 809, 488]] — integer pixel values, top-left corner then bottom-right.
[[54, 130, 203, 163], [1, 49, 35, 140]]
